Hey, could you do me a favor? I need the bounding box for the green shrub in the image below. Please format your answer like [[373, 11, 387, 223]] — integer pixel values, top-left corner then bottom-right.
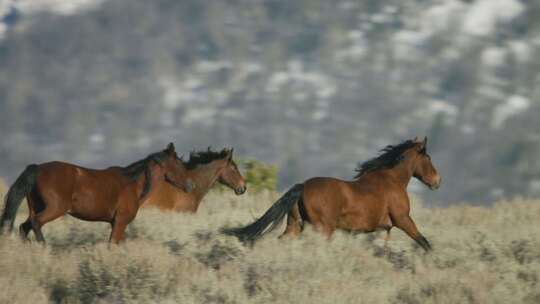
[[241, 159, 278, 193]]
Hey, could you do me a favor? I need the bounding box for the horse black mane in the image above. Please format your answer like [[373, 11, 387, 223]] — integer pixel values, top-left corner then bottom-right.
[[182, 148, 230, 170], [120, 150, 169, 198], [354, 140, 418, 179]]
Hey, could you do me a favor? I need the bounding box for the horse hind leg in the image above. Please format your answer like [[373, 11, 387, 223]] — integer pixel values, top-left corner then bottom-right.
[[31, 205, 66, 243], [17, 190, 40, 241], [19, 219, 32, 240], [26, 176, 73, 243], [17, 193, 35, 240], [280, 203, 303, 239], [319, 224, 336, 240]]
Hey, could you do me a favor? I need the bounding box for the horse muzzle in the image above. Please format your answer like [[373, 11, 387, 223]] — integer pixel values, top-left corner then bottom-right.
[[429, 177, 442, 190], [235, 186, 247, 195]]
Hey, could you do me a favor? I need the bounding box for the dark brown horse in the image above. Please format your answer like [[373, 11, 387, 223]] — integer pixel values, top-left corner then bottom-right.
[[142, 148, 246, 212], [223, 137, 441, 251], [0, 143, 193, 243]]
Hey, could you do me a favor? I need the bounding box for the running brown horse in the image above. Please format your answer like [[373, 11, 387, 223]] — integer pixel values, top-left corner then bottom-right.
[[142, 148, 246, 212], [0, 143, 194, 243], [222, 137, 441, 251]]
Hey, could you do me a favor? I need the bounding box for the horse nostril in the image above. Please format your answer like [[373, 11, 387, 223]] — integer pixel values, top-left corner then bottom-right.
[[236, 186, 246, 195]]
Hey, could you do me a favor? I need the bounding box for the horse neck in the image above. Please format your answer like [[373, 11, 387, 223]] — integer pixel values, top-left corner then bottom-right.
[[386, 154, 417, 188], [111, 167, 134, 183], [131, 163, 163, 204], [187, 162, 223, 202]]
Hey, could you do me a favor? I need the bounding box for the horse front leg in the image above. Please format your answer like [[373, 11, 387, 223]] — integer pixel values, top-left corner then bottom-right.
[[384, 228, 392, 249], [279, 204, 303, 239], [393, 214, 431, 252], [109, 197, 140, 244], [109, 216, 131, 244]]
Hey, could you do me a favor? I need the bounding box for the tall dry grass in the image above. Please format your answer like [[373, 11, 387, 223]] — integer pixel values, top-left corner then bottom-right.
[[0, 187, 539, 304]]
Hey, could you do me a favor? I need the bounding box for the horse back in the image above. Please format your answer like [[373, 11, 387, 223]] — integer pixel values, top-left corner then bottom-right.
[[37, 161, 125, 188]]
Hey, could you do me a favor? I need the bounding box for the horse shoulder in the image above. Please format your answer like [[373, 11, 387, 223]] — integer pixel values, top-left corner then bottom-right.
[[386, 189, 411, 218], [362, 171, 409, 206]]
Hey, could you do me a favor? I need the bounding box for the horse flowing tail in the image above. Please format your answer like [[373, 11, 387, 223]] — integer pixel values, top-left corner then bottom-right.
[[221, 183, 304, 243], [0, 164, 39, 233]]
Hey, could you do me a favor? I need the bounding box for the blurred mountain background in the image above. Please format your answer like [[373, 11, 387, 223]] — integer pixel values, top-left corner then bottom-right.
[[1, 0, 539, 205]]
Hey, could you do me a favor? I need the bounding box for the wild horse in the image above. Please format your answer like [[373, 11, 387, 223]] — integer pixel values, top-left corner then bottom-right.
[[0, 143, 193, 243], [223, 137, 441, 251], [143, 148, 246, 212]]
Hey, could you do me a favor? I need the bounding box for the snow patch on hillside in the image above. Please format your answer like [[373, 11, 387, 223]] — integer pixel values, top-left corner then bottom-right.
[[1, 0, 105, 38], [463, 0, 524, 36], [266, 61, 336, 100], [482, 47, 507, 67], [13, 0, 104, 15], [421, 0, 465, 35], [492, 95, 530, 128]]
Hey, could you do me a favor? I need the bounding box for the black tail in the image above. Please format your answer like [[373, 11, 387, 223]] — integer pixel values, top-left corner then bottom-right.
[[221, 183, 304, 244], [0, 164, 39, 233]]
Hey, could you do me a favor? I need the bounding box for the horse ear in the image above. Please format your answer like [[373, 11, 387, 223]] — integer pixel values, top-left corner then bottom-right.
[[418, 137, 428, 153], [166, 142, 176, 155]]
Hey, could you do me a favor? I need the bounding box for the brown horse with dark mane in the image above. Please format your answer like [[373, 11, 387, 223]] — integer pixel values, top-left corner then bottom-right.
[[0, 143, 193, 243], [143, 148, 246, 212], [223, 137, 441, 251]]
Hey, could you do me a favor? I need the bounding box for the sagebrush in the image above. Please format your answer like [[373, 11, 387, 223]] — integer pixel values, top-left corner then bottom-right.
[[0, 187, 539, 303]]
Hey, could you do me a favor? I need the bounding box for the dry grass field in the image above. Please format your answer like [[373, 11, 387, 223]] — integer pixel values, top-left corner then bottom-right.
[[0, 185, 539, 304]]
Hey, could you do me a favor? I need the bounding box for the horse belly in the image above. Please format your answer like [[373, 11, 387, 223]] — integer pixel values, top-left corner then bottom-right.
[[69, 183, 118, 221], [67, 210, 110, 222], [338, 206, 388, 233], [337, 212, 375, 232], [68, 196, 115, 221]]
